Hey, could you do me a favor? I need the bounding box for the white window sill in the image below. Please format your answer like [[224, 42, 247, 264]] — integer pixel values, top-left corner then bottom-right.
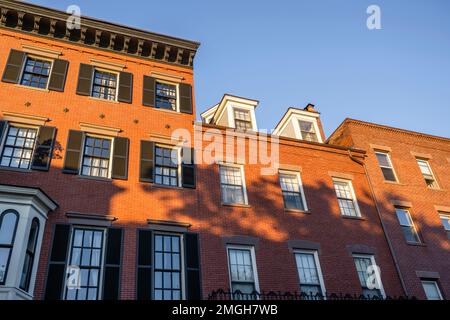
[[152, 107, 181, 114], [77, 175, 113, 183], [14, 84, 49, 92], [342, 215, 365, 221], [0, 166, 31, 173], [89, 96, 119, 104], [221, 202, 251, 208]]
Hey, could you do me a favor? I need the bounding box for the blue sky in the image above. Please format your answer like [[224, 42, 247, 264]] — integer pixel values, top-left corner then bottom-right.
[[29, 0, 450, 138]]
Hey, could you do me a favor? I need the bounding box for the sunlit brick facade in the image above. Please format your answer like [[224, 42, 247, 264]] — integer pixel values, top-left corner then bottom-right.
[[0, 0, 446, 301]]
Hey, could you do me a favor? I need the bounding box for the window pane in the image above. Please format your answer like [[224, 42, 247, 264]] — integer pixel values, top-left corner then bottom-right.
[[440, 215, 450, 231], [395, 209, 412, 226], [64, 228, 104, 300], [92, 70, 117, 101], [375, 153, 391, 167], [0, 247, 11, 283], [422, 281, 442, 300], [81, 136, 111, 178], [0, 126, 37, 170], [381, 167, 396, 182], [0, 212, 18, 244], [20, 57, 51, 89], [153, 235, 182, 300]]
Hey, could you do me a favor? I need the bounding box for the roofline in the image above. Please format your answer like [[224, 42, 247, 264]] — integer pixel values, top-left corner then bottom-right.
[[0, 0, 199, 68], [14, 0, 200, 49], [272, 107, 320, 135], [328, 118, 450, 143], [195, 121, 366, 155]]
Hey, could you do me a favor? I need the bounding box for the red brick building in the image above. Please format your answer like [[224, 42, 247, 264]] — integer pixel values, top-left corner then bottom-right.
[[0, 1, 445, 301], [328, 119, 450, 300]]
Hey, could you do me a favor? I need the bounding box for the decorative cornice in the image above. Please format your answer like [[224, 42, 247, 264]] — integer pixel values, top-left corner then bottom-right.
[[0, 0, 199, 68], [0, 183, 58, 212], [79, 122, 121, 136]]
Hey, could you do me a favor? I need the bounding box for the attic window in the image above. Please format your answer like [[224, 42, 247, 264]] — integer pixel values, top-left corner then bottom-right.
[[298, 120, 318, 142], [233, 109, 252, 130]]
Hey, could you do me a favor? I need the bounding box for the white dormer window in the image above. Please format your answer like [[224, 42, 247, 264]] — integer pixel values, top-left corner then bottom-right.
[[200, 95, 258, 130], [298, 120, 319, 142], [233, 109, 252, 130], [273, 107, 323, 143]]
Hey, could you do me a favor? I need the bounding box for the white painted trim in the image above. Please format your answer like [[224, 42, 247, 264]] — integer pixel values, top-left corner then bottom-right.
[[332, 177, 362, 217], [150, 71, 184, 83], [1, 111, 49, 126], [273, 108, 320, 136], [374, 151, 399, 182], [226, 245, 260, 297], [154, 79, 180, 113], [293, 249, 326, 297], [416, 159, 439, 189], [90, 59, 125, 72], [22, 44, 61, 59], [219, 163, 249, 205], [279, 170, 308, 211], [79, 122, 121, 137], [0, 184, 57, 212], [352, 254, 386, 298]]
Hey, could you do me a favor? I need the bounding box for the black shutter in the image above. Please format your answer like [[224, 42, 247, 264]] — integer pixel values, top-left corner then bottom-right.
[[48, 59, 69, 92], [76, 63, 94, 96], [62, 130, 84, 174], [2, 49, 25, 83], [111, 137, 129, 180], [118, 72, 133, 103], [137, 229, 153, 300], [184, 233, 201, 300], [45, 224, 71, 300], [182, 147, 196, 188], [140, 140, 154, 182], [103, 228, 123, 300], [179, 83, 193, 114], [142, 76, 155, 107], [31, 126, 57, 171], [0, 120, 7, 143]]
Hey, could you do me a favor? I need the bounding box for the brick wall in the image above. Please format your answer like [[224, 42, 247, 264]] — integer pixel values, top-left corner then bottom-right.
[[329, 120, 450, 299]]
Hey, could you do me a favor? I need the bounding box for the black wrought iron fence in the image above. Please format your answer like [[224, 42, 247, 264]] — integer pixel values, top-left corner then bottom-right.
[[208, 289, 417, 300]]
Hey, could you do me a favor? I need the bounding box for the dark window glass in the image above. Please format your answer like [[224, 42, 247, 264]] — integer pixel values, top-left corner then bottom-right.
[[0, 126, 37, 169], [19, 218, 39, 291], [0, 210, 19, 284], [154, 146, 179, 186], [92, 70, 117, 101], [154, 234, 182, 300], [65, 228, 104, 300], [81, 136, 111, 178], [395, 208, 421, 243], [375, 152, 397, 182], [20, 57, 52, 89], [220, 165, 246, 205], [156, 82, 177, 111], [279, 172, 305, 210]]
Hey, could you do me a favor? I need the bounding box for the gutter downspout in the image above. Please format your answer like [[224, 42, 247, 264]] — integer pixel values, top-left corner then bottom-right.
[[347, 150, 409, 296]]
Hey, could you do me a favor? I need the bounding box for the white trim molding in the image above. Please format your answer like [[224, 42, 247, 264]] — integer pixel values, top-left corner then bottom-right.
[[22, 44, 61, 59], [1, 111, 50, 126]]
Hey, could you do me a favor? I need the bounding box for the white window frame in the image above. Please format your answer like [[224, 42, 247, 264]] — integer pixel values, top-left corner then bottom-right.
[[439, 213, 450, 232], [421, 280, 443, 300], [90, 67, 120, 102], [332, 177, 361, 217], [226, 245, 260, 298], [292, 115, 322, 143], [374, 151, 398, 182], [63, 226, 107, 300], [228, 106, 258, 131], [279, 170, 308, 211], [155, 79, 180, 112], [293, 249, 326, 297], [154, 144, 182, 187], [152, 232, 186, 300], [0, 122, 39, 171], [19, 54, 54, 91], [416, 159, 439, 189], [219, 163, 249, 205], [79, 133, 115, 179], [352, 254, 386, 298], [395, 207, 421, 244]]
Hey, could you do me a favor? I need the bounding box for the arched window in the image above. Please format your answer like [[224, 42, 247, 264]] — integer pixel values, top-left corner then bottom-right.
[[0, 210, 19, 285], [20, 218, 40, 291]]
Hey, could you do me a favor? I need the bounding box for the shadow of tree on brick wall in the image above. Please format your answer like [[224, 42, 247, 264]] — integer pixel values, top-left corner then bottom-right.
[[140, 161, 449, 299]]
